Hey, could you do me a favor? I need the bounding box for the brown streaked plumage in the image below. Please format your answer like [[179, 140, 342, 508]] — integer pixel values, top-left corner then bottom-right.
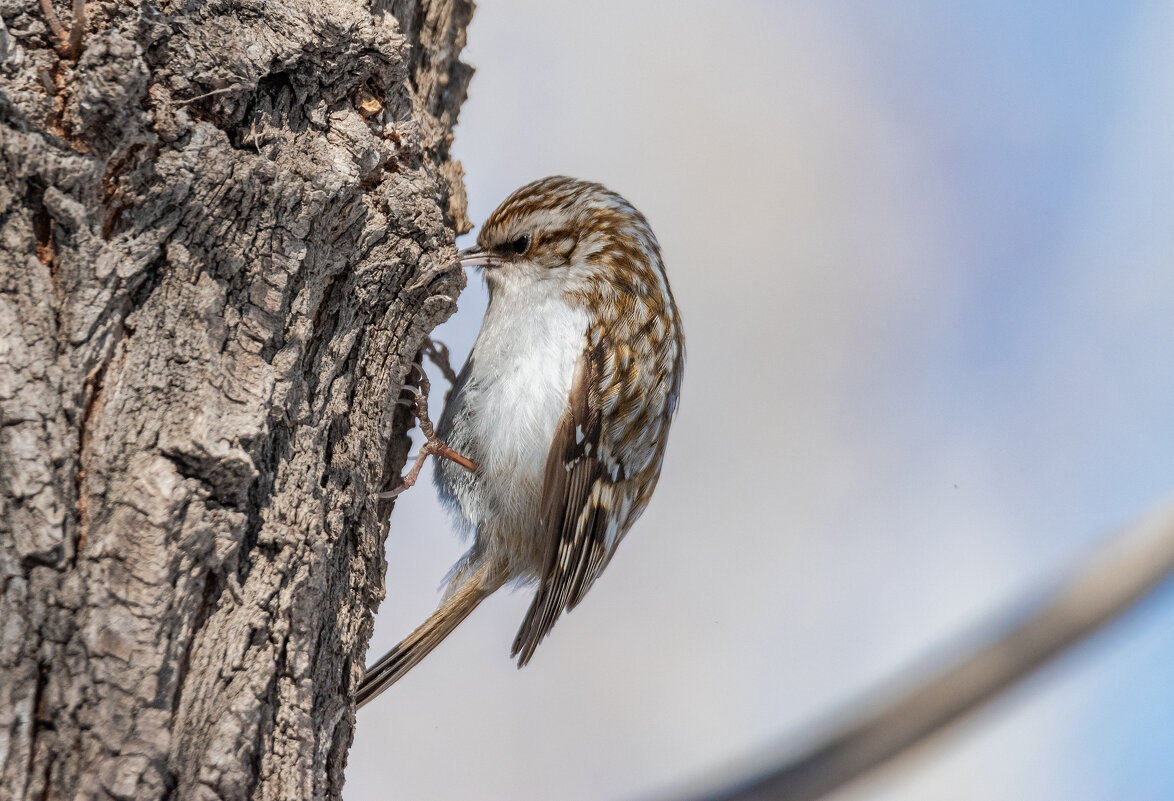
[[357, 177, 684, 707]]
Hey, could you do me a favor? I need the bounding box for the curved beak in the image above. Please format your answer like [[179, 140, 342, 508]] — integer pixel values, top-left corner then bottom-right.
[[459, 246, 505, 269]]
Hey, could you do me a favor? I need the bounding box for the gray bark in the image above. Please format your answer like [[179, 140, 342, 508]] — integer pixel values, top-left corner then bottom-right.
[[0, 0, 473, 798]]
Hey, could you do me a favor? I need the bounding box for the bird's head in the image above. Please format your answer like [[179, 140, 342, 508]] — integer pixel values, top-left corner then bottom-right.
[[459, 176, 666, 302]]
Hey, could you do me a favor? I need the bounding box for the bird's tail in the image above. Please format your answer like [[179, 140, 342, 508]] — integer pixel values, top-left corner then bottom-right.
[[355, 563, 500, 708]]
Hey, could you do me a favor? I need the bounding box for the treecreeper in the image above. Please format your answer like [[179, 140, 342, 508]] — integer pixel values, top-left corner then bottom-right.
[[357, 176, 685, 707]]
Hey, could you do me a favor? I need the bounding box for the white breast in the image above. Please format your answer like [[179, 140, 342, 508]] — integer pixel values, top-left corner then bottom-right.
[[452, 278, 588, 545]]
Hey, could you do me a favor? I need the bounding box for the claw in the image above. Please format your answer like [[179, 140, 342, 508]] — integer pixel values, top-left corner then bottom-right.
[[422, 338, 458, 386]]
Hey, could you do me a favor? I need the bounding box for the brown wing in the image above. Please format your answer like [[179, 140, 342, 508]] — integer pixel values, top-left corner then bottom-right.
[[511, 341, 630, 666]]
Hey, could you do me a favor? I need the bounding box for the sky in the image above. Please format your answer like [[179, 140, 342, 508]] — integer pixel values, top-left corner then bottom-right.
[[350, 2, 1174, 799]]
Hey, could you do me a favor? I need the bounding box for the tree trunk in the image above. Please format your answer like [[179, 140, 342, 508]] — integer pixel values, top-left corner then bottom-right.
[[0, 0, 473, 797]]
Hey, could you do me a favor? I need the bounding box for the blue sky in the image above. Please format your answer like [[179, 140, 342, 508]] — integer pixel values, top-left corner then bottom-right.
[[350, 3, 1174, 799]]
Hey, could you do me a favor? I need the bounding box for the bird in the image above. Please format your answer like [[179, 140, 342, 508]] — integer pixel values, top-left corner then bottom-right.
[[356, 176, 684, 708]]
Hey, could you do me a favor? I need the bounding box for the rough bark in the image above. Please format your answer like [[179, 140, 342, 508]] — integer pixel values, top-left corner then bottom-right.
[[0, 0, 473, 797]]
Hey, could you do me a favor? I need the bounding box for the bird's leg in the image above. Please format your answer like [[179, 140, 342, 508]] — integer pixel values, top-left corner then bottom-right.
[[381, 363, 477, 499]]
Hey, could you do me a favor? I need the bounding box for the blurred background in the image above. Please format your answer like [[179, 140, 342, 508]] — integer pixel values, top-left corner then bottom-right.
[[351, 2, 1174, 799]]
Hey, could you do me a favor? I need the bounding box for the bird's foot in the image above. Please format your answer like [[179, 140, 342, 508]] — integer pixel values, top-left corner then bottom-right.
[[380, 362, 477, 499], [422, 337, 458, 387]]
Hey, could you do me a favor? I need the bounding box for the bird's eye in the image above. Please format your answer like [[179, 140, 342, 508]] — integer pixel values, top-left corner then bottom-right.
[[510, 233, 532, 255]]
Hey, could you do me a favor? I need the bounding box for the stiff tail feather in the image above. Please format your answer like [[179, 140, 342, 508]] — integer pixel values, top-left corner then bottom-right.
[[356, 564, 499, 708]]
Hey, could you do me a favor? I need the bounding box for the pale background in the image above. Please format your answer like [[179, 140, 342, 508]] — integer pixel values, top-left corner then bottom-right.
[[350, 2, 1174, 799]]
